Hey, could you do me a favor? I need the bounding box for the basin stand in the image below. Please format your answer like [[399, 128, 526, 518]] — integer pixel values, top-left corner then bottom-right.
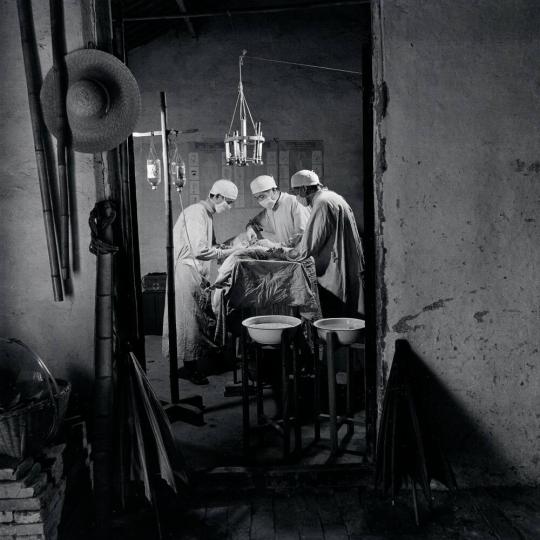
[[316, 331, 364, 463], [241, 326, 301, 460]]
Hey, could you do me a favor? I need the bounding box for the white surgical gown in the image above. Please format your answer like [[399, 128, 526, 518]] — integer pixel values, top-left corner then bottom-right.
[[162, 200, 218, 372], [295, 189, 365, 317], [248, 192, 310, 246]]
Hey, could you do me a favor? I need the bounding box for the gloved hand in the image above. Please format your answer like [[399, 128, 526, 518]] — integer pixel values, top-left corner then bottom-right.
[[246, 226, 258, 243], [218, 247, 235, 259], [196, 248, 217, 261], [198, 246, 237, 261]]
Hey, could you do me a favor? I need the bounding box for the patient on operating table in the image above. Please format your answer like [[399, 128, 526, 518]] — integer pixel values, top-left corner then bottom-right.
[[214, 233, 293, 289]]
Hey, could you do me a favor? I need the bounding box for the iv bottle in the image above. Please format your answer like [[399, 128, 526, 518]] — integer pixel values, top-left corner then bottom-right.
[[172, 160, 186, 191], [147, 137, 161, 190], [146, 159, 161, 189]]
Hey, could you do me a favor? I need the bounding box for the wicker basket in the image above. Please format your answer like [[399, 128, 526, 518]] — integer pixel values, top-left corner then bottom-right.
[[0, 340, 71, 459]]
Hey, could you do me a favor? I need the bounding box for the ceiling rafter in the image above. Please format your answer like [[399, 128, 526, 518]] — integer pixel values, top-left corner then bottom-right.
[[175, 0, 197, 38]]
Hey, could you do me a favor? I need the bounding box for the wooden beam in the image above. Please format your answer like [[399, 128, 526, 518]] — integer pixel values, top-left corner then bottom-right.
[[121, 0, 368, 22], [175, 0, 196, 38], [81, 2, 118, 539]]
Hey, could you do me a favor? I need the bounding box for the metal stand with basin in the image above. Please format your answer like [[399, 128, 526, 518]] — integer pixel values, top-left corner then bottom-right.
[[240, 315, 302, 460], [313, 318, 366, 462]]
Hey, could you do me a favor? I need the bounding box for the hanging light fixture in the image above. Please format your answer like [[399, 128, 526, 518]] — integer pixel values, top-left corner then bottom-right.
[[224, 50, 264, 166]]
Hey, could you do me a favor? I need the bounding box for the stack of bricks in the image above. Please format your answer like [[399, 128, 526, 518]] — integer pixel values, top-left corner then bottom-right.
[[0, 445, 67, 540]]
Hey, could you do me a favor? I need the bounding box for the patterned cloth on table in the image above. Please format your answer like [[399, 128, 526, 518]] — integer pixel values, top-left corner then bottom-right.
[[212, 253, 321, 347]]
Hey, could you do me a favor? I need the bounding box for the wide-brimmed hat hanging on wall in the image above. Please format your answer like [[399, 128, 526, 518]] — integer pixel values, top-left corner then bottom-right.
[[41, 49, 141, 153]]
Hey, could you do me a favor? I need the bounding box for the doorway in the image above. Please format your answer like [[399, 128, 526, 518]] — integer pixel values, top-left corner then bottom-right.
[[119, 0, 376, 475]]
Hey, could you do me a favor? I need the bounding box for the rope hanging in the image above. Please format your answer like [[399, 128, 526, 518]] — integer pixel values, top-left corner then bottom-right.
[[89, 200, 119, 255]]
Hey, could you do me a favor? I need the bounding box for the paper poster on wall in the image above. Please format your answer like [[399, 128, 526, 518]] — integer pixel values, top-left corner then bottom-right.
[[189, 181, 200, 195], [279, 164, 290, 183], [266, 151, 277, 165], [207, 160, 219, 181], [267, 164, 278, 182], [221, 166, 232, 180], [234, 167, 245, 182], [312, 164, 323, 179], [236, 176, 245, 208], [188, 152, 199, 167], [183, 139, 323, 211]]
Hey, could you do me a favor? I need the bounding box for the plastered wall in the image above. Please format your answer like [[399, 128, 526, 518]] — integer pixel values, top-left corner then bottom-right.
[[373, 0, 540, 485], [0, 0, 96, 394], [128, 10, 368, 277]]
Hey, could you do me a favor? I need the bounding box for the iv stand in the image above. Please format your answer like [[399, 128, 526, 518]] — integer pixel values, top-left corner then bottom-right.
[[133, 91, 204, 425], [160, 92, 179, 404]]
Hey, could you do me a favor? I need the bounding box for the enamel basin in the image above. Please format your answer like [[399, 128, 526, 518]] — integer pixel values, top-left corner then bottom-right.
[[313, 318, 365, 345], [242, 315, 302, 345]]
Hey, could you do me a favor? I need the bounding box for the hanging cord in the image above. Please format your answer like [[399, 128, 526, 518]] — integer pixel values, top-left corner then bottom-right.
[[243, 96, 258, 132], [227, 91, 241, 136], [228, 50, 259, 135], [89, 201, 119, 255], [149, 134, 158, 158], [168, 128, 202, 280], [169, 132, 179, 165], [244, 54, 361, 75], [238, 50, 258, 131]]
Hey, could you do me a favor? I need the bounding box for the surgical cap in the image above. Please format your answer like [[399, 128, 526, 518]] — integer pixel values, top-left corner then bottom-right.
[[290, 170, 320, 188], [210, 179, 238, 200], [250, 175, 277, 194]]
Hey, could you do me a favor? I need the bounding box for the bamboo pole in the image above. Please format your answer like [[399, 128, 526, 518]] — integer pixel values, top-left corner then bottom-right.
[[93, 165, 114, 540], [81, 1, 116, 537], [160, 92, 179, 404], [50, 0, 70, 281], [16, 0, 63, 301]]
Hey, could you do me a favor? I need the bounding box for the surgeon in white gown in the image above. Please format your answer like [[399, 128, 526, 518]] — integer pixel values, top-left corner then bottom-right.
[[289, 170, 365, 318], [162, 179, 240, 385], [245, 175, 310, 247]]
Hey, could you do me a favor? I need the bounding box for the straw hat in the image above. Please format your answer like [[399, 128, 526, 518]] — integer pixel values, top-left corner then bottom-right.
[[41, 49, 141, 153]]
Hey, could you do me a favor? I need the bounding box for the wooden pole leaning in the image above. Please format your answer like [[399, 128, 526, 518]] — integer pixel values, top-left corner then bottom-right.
[[93, 201, 115, 539], [160, 92, 180, 404], [49, 0, 70, 281], [80, 1, 118, 537], [16, 0, 63, 301]]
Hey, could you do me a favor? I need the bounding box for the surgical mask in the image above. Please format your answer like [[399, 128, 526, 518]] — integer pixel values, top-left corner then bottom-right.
[[258, 196, 276, 210], [296, 195, 309, 207], [214, 200, 230, 214]]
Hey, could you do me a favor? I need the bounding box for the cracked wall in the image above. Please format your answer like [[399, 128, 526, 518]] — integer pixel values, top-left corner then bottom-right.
[[373, 0, 540, 485]]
